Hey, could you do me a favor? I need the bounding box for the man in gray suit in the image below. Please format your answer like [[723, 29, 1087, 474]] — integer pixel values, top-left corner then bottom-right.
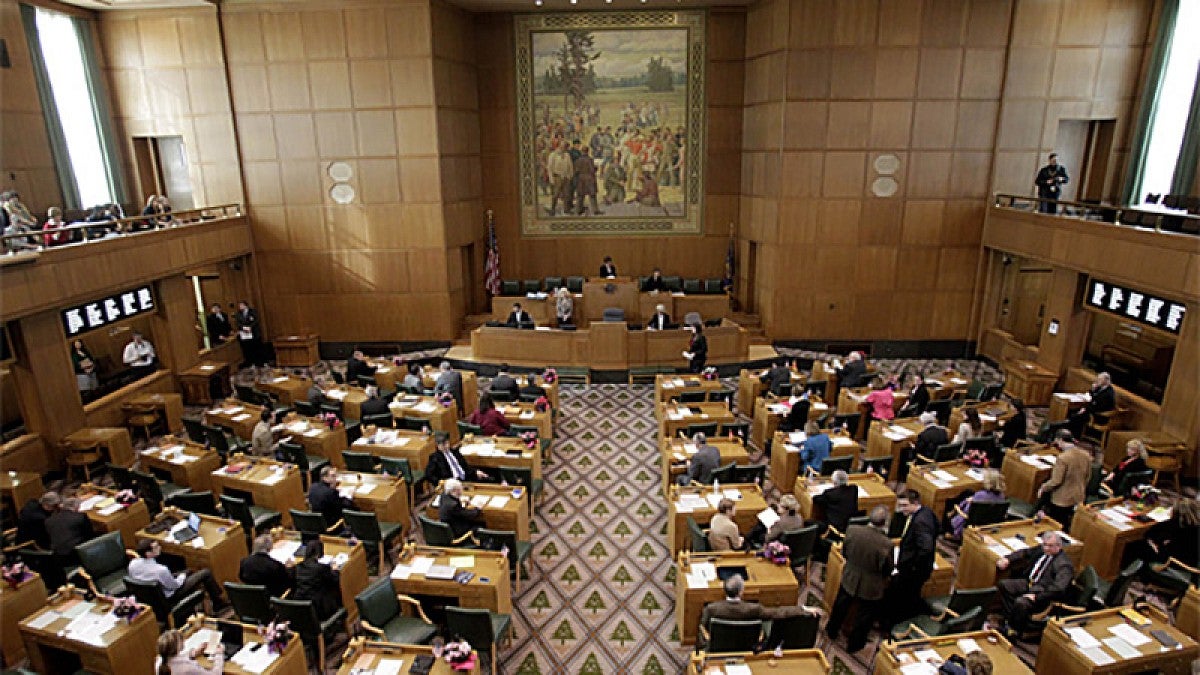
[[680, 432, 721, 485], [824, 506, 893, 653], [434, 361, 464, 411], [699, 574, 816, 647], [996, 531, 1075, 636]]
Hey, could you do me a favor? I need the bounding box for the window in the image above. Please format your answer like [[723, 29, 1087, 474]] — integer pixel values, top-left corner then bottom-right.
[[1138, 0, 1200, 203]]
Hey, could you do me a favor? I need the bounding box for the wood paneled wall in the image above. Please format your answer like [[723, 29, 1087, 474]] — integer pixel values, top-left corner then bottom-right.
[[474, 11, 746, 283], [1, 0, 63, 210]]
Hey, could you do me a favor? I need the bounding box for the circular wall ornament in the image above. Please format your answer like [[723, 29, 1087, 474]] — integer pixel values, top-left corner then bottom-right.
[[874, 154, 901, 175], [872, 176, 899, 198], [328, 161, 353, 182], [330, 183, 355, 204]]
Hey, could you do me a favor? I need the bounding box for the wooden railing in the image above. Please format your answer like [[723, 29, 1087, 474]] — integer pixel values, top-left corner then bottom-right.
[[992, 193, 1199, 236]]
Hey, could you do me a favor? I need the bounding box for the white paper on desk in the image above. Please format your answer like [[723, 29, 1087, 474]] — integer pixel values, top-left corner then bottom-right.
[[1002, 536, 1029, 551], [685, 572, 708, 589], [185, 628, 222, 655], [408, 557, 435, 574], [955, 638, 982, 654], [338, 487, 355, 500], [767, 404, 789, 415], [353, 437, 369, 446], [225, 406, 244, 414], [1068, 627, 1102, 648], [174, 455, 198, 464], [324, 389, 347, 401], [1108, 623, 1152, 646], [724, 664, 752, 675], [691, 562, 717, 582], [231, 413, 252, 422], [899, 664, 939, 675], [808, 483, 831, 496], [979, 414, 996, 424], [272, 376, 289, 383], [929, 480, 951, 489], [705, 492, 724, 508], [98, 503, 124, 516], [374, 659, 404, 675], [470, 495, 490, 508], [674, 502, 693, 513], [683, 443, 698, 455], [857, 486, 870, 498], [758, 507, 780, 528], [1113, 505, 1134, 517], [302, 428, 322, 438], [788, 432, 806, 445], [489, 495, 510, 508], [812, 402, 829, 411], [723, 489, 741, 500], [1020, 455, 1049, 468], [391, 565, 412, 579], [1042, 455, 1057, 464], [520, 410, 535, 420], [270, 540, 302, 563], [286, 422, 308, 433], [261, 473, 285, 486], [1101, 508, 1132, 522], [232, 642, 279, 674], [884, 431, 909, 441], [355, 483, 375, 495], [78, 495, 105, 511], [414, 402, 437, 414], [931, 469, 957, 482], [672, 452, 687, 463], [987, 544, 1011, 558], [888, 425, 916, 437], [1148, 507, 1171, 522], [26, 610, 60, 629], [913, 649, 942, 663], [1103, 636, 1143, 659], [965, 468, 986, 481], [191, 537, 205, 549], [1079, 647, 1116, 666], [784, 444, 801, 455]]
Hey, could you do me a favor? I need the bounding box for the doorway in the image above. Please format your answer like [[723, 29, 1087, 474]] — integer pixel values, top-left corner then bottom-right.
[[132, 135, 195, 209], [998, 258, 1052, 346], [1054, 119, 1117, 203]]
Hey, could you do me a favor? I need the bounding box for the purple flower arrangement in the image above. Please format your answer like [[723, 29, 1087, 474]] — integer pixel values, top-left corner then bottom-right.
[[763, 541, 791, 565], [2, 562, 31, 589]]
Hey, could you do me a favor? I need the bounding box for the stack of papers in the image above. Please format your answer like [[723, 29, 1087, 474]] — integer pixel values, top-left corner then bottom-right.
[[231, 642, 279, 673], [184, 628, 222, 655], [325, 389, 348, 401], [788, 432, 807, 445], [25, 610, 61, 630], [1002, 536, 1029, 551], [373, 660, 403, 675], [965, 468, 986, 481], [64, 611, 119, 646], [272, 376, 290, 383], [1020, 455, 1052, 468], [414, 402, 437, 414], [931, 469, 958, 482], [489, 495, 510, 508], [757, 507, 779, 528], [469, 495, 490, 508], [97, 502, 124, 516], [270, 540, 303, 563], [355, 483, 375, 495], [1067, 626, 1101, 648], [260, 472, 285, 486], [704, 492, 724, 508], [78, 495, 106, 511], [676, 494, 708, 513], [231, 413, 252, 422], [1108, 623, 1151, 646], [224, 406, 244, 414]]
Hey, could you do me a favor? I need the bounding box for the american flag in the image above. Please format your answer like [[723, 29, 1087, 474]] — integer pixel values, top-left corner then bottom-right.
[[484, 210, 501, 296]]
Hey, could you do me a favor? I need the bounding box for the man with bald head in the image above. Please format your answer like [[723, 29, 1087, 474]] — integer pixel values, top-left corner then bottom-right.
[[996, 531, 1075, 636], [1070, 371, 1116, 437]]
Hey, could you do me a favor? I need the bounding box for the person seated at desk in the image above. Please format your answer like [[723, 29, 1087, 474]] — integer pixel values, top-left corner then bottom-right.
[[897, 375, 930, 417], [759, 494, 805, 548], [949, 470, 1006, 540], [506, 303, 534, 329], [707, 498, 744, 551], [834, 351, 869, 389], [467, 394, 510, 437], [123, 331, 158, 378], [438, 478, 486, 539], [995, 531, 1074, 637], [205, 304, 232, 343], [345, 349, 376, 384], [1122, 495, 1199, 570], [46, 497, 94, 564], [1069, 371, 1116, 437], [359, 385, 390, 418], [813, 470, 858, 534], [251, 409, 276, 458], [778, 393, 810, 434], [520, 377, 548, 402], [427, 432, 491, 483], [239, 533, 294, 599], [799, 421, 832, 475], [599, 256, 617, 278], [643, 268, 666, 292], [647, 304, 672, 331], [759, 359, 792, 396], [1102, 438, 1148, 495], [489, 364, 520, 400], [953, 407, 983, 445], [293, 540, 342, 620], [698, 574, 816, 647], [129, 539, 228, 612], [16, 491, 59, 550], [901, 412, 949, 482], [307, 376, 329, 407], [555, 287, 574, 325], [679, 432, 720, 486], [308, 466, 353, 530], [999, 398, 1027, 447], [402, 363, 424, 393], [157, 628, 224, 675]]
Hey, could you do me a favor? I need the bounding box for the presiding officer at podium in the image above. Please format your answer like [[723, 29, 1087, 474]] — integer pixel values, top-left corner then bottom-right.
[[599, 256, 617, 277]]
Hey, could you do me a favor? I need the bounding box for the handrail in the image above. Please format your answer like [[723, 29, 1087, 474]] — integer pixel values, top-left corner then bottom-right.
[[992, 193, 1199, 235], [1, 203, 243, 252]]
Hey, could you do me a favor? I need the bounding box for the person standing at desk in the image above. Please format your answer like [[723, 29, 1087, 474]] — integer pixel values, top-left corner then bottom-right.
[[123, 332, 157, 378], [308, 466, 353, 530], [293, 540, 342, 620], [995, 531, 1074, 636], [883, 489, 938, 631], [599, 256, 617, 277], [999, 398, 1027, 447], [799, 421, 832, 475], [239, 533, 294, 599], [235, 300, 264, 367], [435, 361, 465, 412], [863, 378, 896, 430], [506, 303, 533, 328], [1069, 371, 1116, 438], [1034, 152, 1069, 214], [205, 304, 232, 343], [438, 478, 486, 539], [759, 360, 792, 396], [897, 374, 930, 417], [490, 365, 519, 400], [1035, 430, 1091, 528], [683, 322, 707, 373], [427, 432, 491, 483], [71, 339, 99, 394], [825, 506, 893, 654], [643, 268, 666, 292], [902, 412, 949, 481], [129, 539, 228, 611], [813, 470, 857, 534], [554, 287, 574, 325], [647, 304, 672, 331]]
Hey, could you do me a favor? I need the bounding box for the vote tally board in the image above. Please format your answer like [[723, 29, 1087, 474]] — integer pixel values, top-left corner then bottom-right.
[[1085, 278, 1186, 335], [61, 285, 156, 337]]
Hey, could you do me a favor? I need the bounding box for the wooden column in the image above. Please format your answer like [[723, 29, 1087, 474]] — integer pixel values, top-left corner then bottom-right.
[[11, 311, 86, 467]]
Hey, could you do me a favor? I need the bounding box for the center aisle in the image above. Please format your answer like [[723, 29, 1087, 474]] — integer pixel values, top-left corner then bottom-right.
[[505, 383, 687, 674]]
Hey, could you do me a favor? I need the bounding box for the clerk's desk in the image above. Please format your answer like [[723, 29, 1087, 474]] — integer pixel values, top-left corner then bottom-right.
[[76, 483, 152, 550], [0, 571, 47, 665], [353, 426, 436, 472], [1069, 498, 1160, 580], [211, 455, 306, 527], [19, 588, 158, 675], [179, 615, 308, 675], [675, 550, 799, 646], [136, 507, 248, 588], [266, 528, 370, 625], [389, 395, 461, 443], [769, 429, 860, 492], [824, 540, 952, 610], [874, 630, 1032, 675], [793, 473, 894, 523], [750, 395, 830, 452], [659, 401, 737, 441], [666, 484, 768, 556], [335, 470, 410, 536], [662, 436, 749, 496], [955, 517, 1082, 590], [469, 319, 749, 370], [139, 439, 222, 492], [339, 637, 481, 674], [1037, 605, 1198, 675], [688, 649, 829, 674], [491, 278, 731, 324], [391, 543, 512, 614], [1001, 442, 1062, 503], [426, 481, 530, 540]]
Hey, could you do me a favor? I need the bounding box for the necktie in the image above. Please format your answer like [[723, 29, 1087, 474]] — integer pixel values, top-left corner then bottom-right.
[[1029, 555, 1049, 583], [446, 452, 465, 480]]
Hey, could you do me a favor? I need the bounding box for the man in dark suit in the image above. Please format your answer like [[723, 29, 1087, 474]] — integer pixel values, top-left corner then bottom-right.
[[345, 349, 376, 384], [236, 300, 265, 366], [45, 497, 94, 562], [437, 479, 485, 538], [836, 351, 870, 390], [506, 303, 533, 328], [884, 490, 939, 630], [698, 574, 816, 648], [426, 432, 491, 483], [647, 304, 672, 331], [307, 466, 352, 530], [813, 470, 858, 533], [999, 399, 1027, 447], [490, 364, 520, 400], [759, 360, 792, 396], [16, 492, 58, 550], [1069, 372, 1116, 437], [239, 533, 295, 599], [1034, 153, 1069, 214], [434, 361, 465, 411], [206, 304, 232, 343], [598, 256, 617, 277], [897, 375, 930, 417], [519, 378, 548, 402], [680, 432, 720, 485], [996, 531, 1075, 635], [358, 386, 390, 418], [306, 377, 328, 408], [642, 268, 666, 292], [825, 507, 894, 653], [902, 412, 949, 481]]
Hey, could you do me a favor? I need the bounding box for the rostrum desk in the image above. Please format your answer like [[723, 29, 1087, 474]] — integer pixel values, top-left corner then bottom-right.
[[659, 401, 737, 442], [271, 333, 320, 367], [127, 392, 184, 434], [794, 473, 895, 523], [675, 550, 799, 646], [1003, 359, 1059, 406], [178, 360, 232, 405], [0, 470, 44, 519], [389, 396, 461, 444], [204, 400, 266, 441], [656, 373, 727, 404], [864, 417, 924, 479], [1177, 585, 1200, 642], [271, 414, 350, 468], [426, 482, 530, 541], [905, 460, 987, 524], [946, 399, 1017, 436], [735, 365, 806, 416], [1037, 606, 1197, 675], [334, 471, 411, 538], [459, 435, 543, 481], [257, 372, 311, 406], [417, 365, 481, 414], [63, 428, 136, 468]]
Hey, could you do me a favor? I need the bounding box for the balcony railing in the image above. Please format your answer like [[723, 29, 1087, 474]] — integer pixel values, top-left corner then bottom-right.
[[992, 193, 1199, 236]]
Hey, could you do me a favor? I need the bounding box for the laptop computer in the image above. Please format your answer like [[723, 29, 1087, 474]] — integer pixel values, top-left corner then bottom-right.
[[172, 512, 202, 543], [217, 619, 244, 655], [716, 566, 748, 582]]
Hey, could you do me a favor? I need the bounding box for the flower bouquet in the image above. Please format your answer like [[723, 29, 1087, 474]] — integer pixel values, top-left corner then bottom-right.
[[442, 639, 477, 671], [436, 392, 455, 408], [702, 367, 718, 381], [257, 621, 293, 654], [318, 412, 342, 430], [2, 562, 31, 589], [519, 431, 538, 450], [110, 595, 141, 622], [541, 368, 557, 384], [114, 489, 138, 505], [533, 396, 550, 413], [763, 541, 791, 565], [1130, 484, 1161, 507]]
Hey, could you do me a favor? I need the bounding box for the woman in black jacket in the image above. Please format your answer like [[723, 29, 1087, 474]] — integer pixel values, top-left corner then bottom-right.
[[1102, 439, 1149, 495], [684, 322, 707, 373]]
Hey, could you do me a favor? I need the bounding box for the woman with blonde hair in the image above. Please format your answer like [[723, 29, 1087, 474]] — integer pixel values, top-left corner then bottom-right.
[[949, 470, 1007, 540], [765, 494, 805, 544], [156, 628, 224, 674], [554, 286, 574, 325], [1102, 438, 1148, 495]]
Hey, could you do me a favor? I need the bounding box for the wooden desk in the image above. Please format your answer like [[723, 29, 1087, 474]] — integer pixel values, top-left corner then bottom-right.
[[272, 334, 319, 368], [750, 396, 829, 452], [390, 396, 460, 443], [20, 591, 159, 675], [336, 471, 410, 536], [923, 371, 972, 401], [956, 518, 1082, 590], [907, 460, 987, 522], [794, 473, 895, 523], [63, 428, 135, 468], [180, 616, 308, 675], [825, 541, 951, 610], [836, 387, 908, 418], [324, 385, 369, 420], [1003, 360, 1059, 406], [865, 417, 925, 478], [420, 366, 480, 416], [583, 278, 640, 321], [1038, 606, 1197, 675], [352, 428, 437, 471], [688, 649, 829, 673], [427, 482, 530, 541], [1069, 498, 1160, 580], [947, 400, 1016, 436], [659, 401, 735, 441], [1178, 586, 1200, 642], [392, 544, 512, 614], [267, 530, 370, 625], [0, 471, 44, 521], [127, 392, 184, 434], [138, 440, 221, 492], [77, 484, 152, 549], [257, 373, 311, 406], [675, 551, 798, 646], [735, 366, 807, 415], [875, 630, 1031, 675], [496, 401, 553, 441], [657, 373, 726, 404], [770, 430, 859, 492], [136, 508, 248, 588], [1048, 391, 1090, 423], [274, 415, 349, 468], [1001, 444, 1061, 504], [1102, 430, 1187, 473], [211, 456, 306, 527], [0, 572, 47, 665], [204, 400, 266, 441], [666, 484, 767, 556], [338, 638, 479, 674], [460, 436, 542, 481], [662, 436, 748, 496], [179, 360, 232, 405]]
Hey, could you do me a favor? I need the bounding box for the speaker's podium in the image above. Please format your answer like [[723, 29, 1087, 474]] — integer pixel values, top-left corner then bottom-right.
[[583, 276, 639, 322]]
